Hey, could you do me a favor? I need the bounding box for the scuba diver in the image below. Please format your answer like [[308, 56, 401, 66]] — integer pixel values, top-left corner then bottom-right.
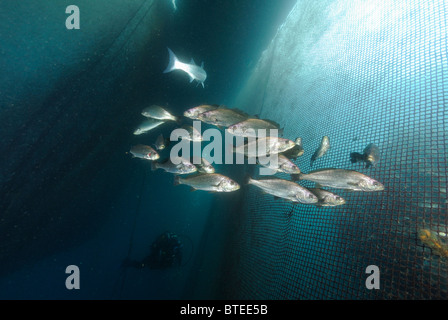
[[123, 231, 183, 270]]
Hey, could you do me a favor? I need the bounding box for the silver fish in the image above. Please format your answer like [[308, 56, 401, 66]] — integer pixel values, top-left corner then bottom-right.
[[133, 119, 165, 135], [184, 104, 219, 120], [257, 154, 300, 174], [130, 144, 160, 160], [151, 156, 197, 175], [350, 143, 380, 168], [226, 118, 282, 137], [233, 137, 296, 158], [308, 188, 346, 207], [174, 173, 240, 192], [197, 107, 249, 128], [247, 177, 318, 204], [141, 105, 178, 122], [163, 48, 207, 88], [192, 157, 215, 173], [310, 136, 330, 166], [294, 168, 384, 192]]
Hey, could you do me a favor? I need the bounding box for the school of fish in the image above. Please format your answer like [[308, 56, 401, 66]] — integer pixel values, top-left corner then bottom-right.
[[129, 99, 384, 206]]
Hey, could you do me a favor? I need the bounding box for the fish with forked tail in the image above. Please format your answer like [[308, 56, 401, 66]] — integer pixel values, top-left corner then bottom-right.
[[247, 176, 318, 204], [174, 173, 240, 192], [197, 107, 249, 128], [163, 48, 207, 88], [233, 137, 296, 158], [292, 168, 384, 192], [133, 119, 165, 135], [151, 157, 197, 175], [184, 104, 219, 120], [141, 105, 178, 122], [226, 118, 283, 137], [130, 144, 160, 160]]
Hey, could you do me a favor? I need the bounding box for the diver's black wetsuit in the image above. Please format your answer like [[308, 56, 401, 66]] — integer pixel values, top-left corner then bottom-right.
[[124, 232, 183, 269]]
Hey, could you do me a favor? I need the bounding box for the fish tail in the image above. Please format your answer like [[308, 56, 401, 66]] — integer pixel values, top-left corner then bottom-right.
[[173, 176, 182, 186], [290, 173, 302, 181], [163, 47, 179, 73], [350, 152, 364, 163]]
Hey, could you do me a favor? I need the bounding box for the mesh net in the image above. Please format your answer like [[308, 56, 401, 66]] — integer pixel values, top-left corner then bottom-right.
[[223, 0, 448, 299]]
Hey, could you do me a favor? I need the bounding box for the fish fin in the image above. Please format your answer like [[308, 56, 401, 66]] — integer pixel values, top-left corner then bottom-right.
[[201, 82, 204, 88], [279, 127, 284, 136], [190, 58, 196, 65], [245, 174, 253, 185], [190, 187, 197, 192], [253, 114, 260, 119], [273, 196, 281, 201], [163, 47, 178, 73], [315, 183, 323, 188], [174, 176, 181, 186], [201, 61, 204, 68], [189, 76, 194, 83]]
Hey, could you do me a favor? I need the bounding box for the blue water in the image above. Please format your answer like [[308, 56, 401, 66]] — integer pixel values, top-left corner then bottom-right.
[[0, 0, 297, 299]]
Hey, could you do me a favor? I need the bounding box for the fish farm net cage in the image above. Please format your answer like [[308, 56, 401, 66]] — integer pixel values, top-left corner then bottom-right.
[[218, 1, 448, 300]]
